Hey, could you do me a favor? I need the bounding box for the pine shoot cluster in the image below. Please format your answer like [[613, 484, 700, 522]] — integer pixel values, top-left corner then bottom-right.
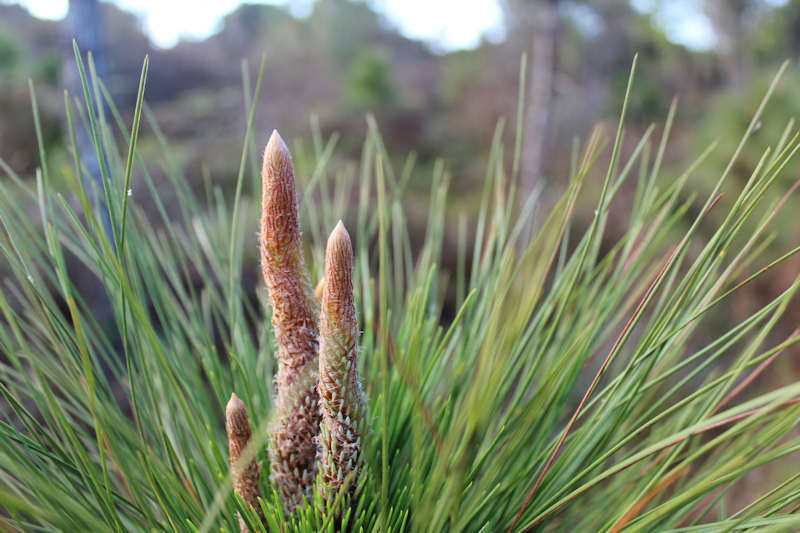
[[226, 131, 367, 528]]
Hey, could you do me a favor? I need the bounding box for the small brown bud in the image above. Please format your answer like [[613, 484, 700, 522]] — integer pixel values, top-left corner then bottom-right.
[[226, 393, 264, 532]]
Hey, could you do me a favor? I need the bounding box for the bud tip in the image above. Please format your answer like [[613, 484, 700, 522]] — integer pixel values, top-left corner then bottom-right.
[[264, 129, 291, 171], [226, 393, 246, 422], [267, 129, 287, 152], [329, 220, 350, 245]]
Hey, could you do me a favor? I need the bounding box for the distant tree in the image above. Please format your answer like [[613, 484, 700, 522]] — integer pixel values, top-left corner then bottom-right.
[[703, 0, 753, 89], [525, 0, 560, 197], [743, 0, 800, 64], [63, 0, 105, 78], [310, 0, 386, 71], [346, 50, 395, 109], [0, 33, 20, 71]]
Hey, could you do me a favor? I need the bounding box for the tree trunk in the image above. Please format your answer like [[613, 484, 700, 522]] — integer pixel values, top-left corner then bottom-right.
[[522, 0, 560, 196], [704, 0, 749, 90], [62, 0, 114, 242]]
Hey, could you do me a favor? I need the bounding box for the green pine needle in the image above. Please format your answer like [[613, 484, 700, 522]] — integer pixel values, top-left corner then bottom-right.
[[1, 50, 800, 532]]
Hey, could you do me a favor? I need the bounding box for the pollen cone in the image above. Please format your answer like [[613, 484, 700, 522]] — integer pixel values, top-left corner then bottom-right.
[[317, 221, 367, 505], [260, 130, 320, 511]]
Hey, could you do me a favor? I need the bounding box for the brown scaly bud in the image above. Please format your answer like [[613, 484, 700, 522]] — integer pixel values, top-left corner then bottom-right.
[[226, 393, 264, 532], [317, 221, 367, 506], [260, 130, 320, 511]]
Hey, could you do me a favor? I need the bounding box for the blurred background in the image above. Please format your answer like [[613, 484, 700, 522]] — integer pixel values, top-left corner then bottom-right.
[[2, 1, 800, 225], [2, 0, 800, 508], [5, 1, 800, 304], [2, 3, 800, 336], [1, 0, 797, 191]]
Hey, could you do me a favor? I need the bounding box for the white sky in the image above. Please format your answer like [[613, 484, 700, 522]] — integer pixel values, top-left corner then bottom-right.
[[2, 0, 506, 51], [630, 0, 715, 49], [7, 0, 777, 52]]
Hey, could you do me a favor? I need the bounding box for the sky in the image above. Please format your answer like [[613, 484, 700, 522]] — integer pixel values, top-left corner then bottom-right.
[[2, 0, 505, 50], [3, 0, 771, 53]]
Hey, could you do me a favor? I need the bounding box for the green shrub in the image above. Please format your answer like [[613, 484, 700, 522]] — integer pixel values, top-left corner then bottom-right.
[[346, 51, 395, 109], [0, 33, 20, 72]]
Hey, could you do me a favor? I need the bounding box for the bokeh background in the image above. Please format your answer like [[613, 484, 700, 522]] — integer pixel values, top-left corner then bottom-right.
[[3, 0, 799, 192], [2, 1, 800, 493], [2, 1, 800, 237]]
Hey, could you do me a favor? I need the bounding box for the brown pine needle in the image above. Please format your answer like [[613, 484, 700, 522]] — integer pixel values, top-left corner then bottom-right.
[[609, 466, 689, 533]]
